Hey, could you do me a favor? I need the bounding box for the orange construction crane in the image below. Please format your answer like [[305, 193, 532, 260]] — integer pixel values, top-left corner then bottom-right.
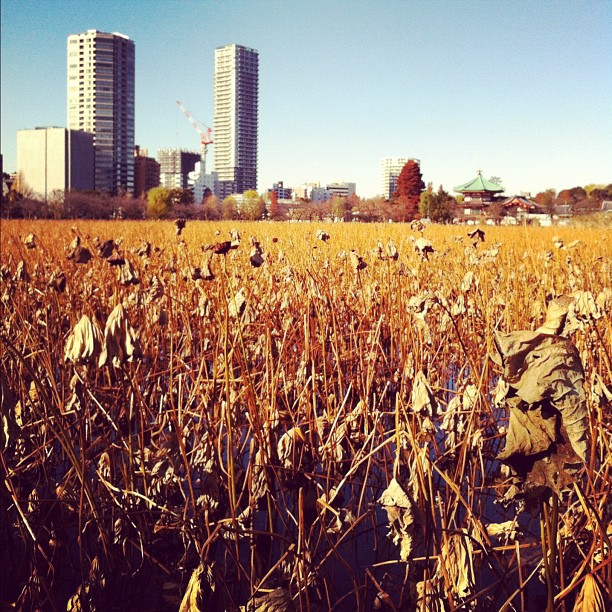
[[176, 100, 213, 167]]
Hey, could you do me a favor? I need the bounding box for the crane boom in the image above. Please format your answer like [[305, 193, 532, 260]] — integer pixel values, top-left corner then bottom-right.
[[176, 100, 213, 165]]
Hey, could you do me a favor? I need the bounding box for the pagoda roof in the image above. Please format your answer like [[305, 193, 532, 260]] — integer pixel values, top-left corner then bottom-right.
[[454, 172, 504, 193], [501, 195, 537, 211]]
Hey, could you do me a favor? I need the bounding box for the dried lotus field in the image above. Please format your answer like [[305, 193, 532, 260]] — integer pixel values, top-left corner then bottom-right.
[[1, 219, 611, 611]]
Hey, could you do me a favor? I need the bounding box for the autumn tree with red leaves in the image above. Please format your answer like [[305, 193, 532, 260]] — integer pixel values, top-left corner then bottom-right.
[[268, 189, 280, 219], [393, 160, 425, 221], [534, 189, 557, 216]]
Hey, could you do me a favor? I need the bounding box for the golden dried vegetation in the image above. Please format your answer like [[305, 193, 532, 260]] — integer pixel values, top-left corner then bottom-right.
[[0, 219, 610, 610]]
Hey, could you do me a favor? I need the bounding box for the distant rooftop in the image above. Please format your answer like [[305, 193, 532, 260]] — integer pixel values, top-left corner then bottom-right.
[[71, 29, 131, 40], [454, 171, 504, 193]]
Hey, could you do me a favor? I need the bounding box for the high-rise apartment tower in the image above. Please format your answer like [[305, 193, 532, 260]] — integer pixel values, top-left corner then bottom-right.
[[214, 44, 258, 198], [67, 30, 135, 194], [381, 157, 420, 200]]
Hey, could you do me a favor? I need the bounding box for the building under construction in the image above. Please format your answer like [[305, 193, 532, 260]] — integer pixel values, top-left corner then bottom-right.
[[157, 149, 200, 190]]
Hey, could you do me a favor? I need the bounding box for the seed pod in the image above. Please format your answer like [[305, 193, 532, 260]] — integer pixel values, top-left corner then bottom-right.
[[175, 218, 186, 236], [349, 250, 366, 271]]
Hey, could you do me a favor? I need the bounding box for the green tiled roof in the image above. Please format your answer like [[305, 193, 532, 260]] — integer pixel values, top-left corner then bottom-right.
[[454, 172, 504, 193]]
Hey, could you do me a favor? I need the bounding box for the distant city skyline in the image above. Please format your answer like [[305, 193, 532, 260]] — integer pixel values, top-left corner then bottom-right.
[[1, 0, 610, 198]]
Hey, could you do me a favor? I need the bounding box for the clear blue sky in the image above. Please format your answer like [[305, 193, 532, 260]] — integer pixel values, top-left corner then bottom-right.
[[2, 0, 611, 197]]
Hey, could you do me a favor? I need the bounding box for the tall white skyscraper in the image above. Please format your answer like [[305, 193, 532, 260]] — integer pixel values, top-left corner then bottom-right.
[[380, 157, 420, 199], [67, 30, 135, 194], [214, 44, 259, 198]]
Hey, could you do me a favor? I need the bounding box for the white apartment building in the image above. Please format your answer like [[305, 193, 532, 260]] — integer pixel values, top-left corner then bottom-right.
[[380, 157, 420, 199], [16, 127, 94, 200], [293, 183, 320, 200], [214, 44, 259, 198], [309, 182, 356, 203], [67, 30, 135, 194], [189, 162, 219, 203]]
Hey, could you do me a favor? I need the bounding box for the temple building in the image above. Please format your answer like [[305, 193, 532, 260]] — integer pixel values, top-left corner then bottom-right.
[[454, 171, 504, 215], [500, 194, 539, 217]]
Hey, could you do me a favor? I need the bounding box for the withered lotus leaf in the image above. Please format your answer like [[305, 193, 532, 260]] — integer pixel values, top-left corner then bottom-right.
[[68, 245, 93, 264], [250, 449, 269, 503], [461, 270, 475, 293], [482, 247, 499, 261], [497, 404, 558, 460], [256, 588, 294, 612], [378, 478, 422, 562], [246, 587, 294, 612], [200, 257, 214, 281], [227, 289, 246, 319], [98, 304, 142, 367], [415, 579, 444, 612], [14, 260, 29, 282], [97, 239, 115, 259], [411, 371, 437, 417], [573, 574, 607, 612], [65, 315, 102, 365], [493, 330, 588, 463], [178, 563, 208, 612], [229, 228, 241, 246], [1, 376, 17, 450], [136, 241, 151, 257], [535, 295, 575, 334], [147, 275, 164, 302], [410, 220, 424, 233], [590, 372, 612, 407], [386, 239, 399, 260], [277, 426, 305, 470], [373, 240, 384, 259], [414, 237, 434, 259], [485, 520, 522, 542], [437, 530, 475, 599], [117, 259, 139, 285], [205, 241, 234, 256], [48, 271, 66, 293], [572, 290, 600, 320], [249, 246, 264, 268], [467, 228, 485, 245]]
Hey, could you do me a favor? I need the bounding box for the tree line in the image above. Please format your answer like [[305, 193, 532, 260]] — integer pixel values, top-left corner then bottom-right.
[[2, 164, 610, 222]]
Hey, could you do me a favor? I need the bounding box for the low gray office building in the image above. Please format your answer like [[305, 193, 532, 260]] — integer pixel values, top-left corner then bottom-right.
[[16, 127, 94, 200]]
